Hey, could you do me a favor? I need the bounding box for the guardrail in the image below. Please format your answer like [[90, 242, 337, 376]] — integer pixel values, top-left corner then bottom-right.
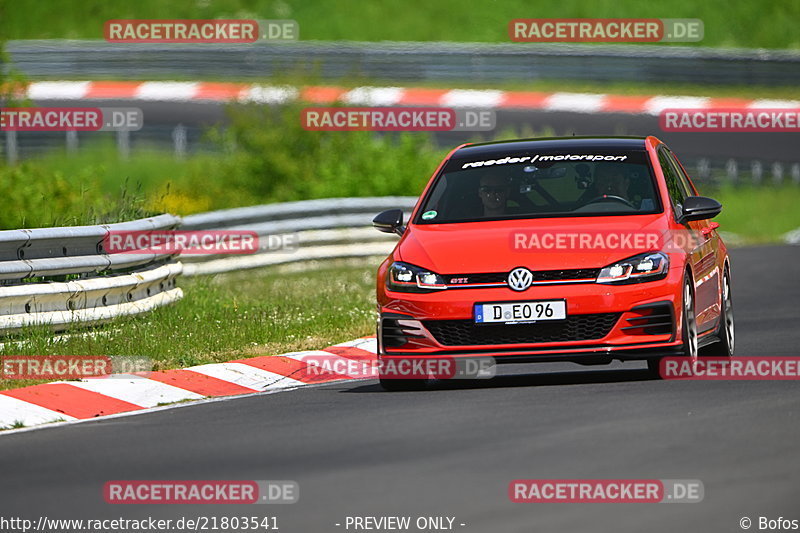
[[0, 198, 417, 335], [0, 214, 183, 334], [8, 40, 800, 86], [180, 197, 417, 276]]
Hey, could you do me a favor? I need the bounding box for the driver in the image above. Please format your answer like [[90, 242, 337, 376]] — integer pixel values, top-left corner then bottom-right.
[[592, 163, 630, 199], [477, 173, 511, 217]]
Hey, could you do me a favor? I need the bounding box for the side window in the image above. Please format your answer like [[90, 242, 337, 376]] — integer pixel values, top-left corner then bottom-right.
[[665, 150, 696, 197], [657, 149, 686, 208]]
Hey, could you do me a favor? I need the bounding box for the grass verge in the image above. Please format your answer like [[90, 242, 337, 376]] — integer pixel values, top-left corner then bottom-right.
[[709, 185, 800, 244]]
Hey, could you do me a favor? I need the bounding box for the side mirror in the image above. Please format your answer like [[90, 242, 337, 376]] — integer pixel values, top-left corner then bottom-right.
[[373, 209, 405, 236], [679, 196, 722, 223]]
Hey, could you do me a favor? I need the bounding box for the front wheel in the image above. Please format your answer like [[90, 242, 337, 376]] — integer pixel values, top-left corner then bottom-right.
[[648, 273, 697, 379], [681, 274, 699, 362]]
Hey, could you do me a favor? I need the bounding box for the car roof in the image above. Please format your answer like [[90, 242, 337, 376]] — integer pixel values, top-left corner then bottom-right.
[[452, 136, 649, 159]]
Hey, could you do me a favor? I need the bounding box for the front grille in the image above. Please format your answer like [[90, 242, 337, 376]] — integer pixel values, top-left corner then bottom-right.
[[445, 268, 600, 286], [423, 313, 621, 346], [531, 268, 601, 281]]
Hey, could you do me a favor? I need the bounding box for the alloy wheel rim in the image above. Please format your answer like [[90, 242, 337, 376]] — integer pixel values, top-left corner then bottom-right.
[[685, 282, 698, 361], [723, 274, 735, 353]]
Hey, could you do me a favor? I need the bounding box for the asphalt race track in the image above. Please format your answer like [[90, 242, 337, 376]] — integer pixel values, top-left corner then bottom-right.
[[1, 245, 798, 533]]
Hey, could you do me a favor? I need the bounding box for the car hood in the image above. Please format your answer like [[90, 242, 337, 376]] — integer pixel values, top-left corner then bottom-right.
[[397, 215, 669, 273]]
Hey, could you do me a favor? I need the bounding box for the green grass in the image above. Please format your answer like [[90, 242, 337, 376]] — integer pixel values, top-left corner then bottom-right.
[[1, 0, 799, 49], [0, 152, 162, 229], [0, 260, 379, 391], [0, 139, 227, 223], [709, 185, 800, 244]]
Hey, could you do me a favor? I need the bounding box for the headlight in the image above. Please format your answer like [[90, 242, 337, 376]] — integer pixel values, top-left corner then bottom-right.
[[387, 262, 447, 292], [597, 252, 669, 284]]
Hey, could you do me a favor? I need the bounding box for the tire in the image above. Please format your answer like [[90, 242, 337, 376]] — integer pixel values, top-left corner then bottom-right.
[[649, 273, 698, 379], [379, 377, 428, 391], [680, 273, 699, 362], [700, 268, 734, 358]]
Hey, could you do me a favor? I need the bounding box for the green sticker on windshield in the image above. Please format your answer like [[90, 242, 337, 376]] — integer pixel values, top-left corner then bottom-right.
[[422, 210, 438, 220]]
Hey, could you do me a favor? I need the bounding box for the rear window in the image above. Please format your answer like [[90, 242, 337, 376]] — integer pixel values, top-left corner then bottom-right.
[[415, 150, 662, 224]]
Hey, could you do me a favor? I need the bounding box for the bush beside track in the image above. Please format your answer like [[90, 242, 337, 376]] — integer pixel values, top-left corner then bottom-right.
[[0, 103, 445, 229]]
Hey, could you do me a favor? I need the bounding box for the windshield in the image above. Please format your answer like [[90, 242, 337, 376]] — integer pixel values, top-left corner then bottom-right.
[[415, 150, 662, 224]]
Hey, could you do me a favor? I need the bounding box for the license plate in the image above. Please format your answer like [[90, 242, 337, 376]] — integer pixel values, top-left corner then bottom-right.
[[474, 300, 566, 324]]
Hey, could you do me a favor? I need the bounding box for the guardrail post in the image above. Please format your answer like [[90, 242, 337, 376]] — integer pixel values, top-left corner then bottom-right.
[[771, 162, 784, 185], [172, 124, 187, 159], [5, 130, 18, 165], [66, 130, 79, 154], [116, 129, 130, 159], [725, 159, 738, 186], [750, 161, 763, 186], [696, 158, 711, 184]]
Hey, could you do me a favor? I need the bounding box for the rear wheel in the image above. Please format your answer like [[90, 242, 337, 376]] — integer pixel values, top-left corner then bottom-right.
[[700, 269, 734, 358], [648, 273, 697, 378]]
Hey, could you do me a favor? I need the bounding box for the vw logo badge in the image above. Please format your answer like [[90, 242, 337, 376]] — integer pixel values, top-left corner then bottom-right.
[[507, 267, 533, 291]]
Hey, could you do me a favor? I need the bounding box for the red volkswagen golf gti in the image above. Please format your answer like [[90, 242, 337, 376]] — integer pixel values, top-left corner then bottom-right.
[[373, 136, 734, 390]]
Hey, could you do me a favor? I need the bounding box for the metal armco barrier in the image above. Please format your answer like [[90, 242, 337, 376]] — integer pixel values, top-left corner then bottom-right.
[[7, 40, 800, 86], [179, 197, 416, 276], [0, 214, 183, 334], [0, 198, 417, 334]]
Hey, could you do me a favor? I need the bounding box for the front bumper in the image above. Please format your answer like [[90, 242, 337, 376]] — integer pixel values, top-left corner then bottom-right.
[[377, 267, 684, 363]]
